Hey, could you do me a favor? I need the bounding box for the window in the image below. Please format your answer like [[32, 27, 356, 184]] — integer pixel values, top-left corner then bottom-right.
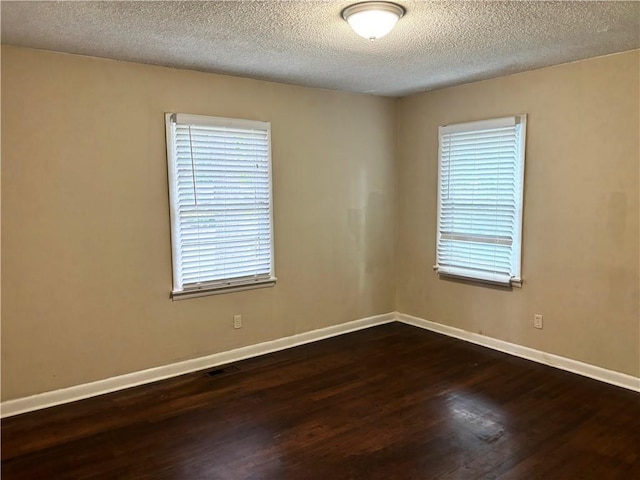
[[434, 115, 526, 287], [165, 113, 275, 299]]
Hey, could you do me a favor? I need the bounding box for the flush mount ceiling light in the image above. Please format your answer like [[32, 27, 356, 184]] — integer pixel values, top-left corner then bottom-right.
[[342, 1, 405, 41]]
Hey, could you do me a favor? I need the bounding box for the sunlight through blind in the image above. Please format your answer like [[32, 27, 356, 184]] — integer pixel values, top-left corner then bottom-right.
[[435, 116, 526, 286], [166, 114, 275, 297]]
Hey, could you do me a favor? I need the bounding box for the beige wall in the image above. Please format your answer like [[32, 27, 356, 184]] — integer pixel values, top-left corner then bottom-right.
[[2, 46, 639, 401], [397, 50, 640, 376], [1, 46, 397, 400]]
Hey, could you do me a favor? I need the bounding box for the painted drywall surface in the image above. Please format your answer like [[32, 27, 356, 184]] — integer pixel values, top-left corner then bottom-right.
[[397, 51, 640, 376], [1, 46, 397, 400]]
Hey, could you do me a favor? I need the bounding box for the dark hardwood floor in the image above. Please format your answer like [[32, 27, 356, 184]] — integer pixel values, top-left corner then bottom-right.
[[2, 323, 639, 479]]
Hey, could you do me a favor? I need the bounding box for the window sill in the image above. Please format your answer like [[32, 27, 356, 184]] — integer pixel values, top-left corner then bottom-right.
[[437, 273, 522, 289], [433, 266, 522, 288], [171, 278, 277, 301]]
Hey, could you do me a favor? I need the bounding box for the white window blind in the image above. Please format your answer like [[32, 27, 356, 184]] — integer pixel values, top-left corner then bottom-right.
[[435, 115, 526, 287], [165, 113, 275, 299]]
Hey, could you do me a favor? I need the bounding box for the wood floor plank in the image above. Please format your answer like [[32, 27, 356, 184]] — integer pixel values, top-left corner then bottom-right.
[[2, 323, 639, 479]]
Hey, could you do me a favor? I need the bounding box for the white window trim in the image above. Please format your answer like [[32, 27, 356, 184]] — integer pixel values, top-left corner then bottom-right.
[[165, 113, 276, 300], [434, 115, 527, 288]]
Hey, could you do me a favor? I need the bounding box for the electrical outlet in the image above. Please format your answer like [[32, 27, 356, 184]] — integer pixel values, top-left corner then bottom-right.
[[233, 314, 242, 329], [534, 314, 543, 329]]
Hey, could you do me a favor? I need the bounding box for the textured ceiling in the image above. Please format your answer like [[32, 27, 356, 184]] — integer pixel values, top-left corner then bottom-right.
[[1, 1, 639, 97]]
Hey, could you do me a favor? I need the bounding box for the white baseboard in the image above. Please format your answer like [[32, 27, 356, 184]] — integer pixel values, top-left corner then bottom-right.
[[0, 312, 396, 418], [397, 312, 640, 393], [3, 311, 636, 418]]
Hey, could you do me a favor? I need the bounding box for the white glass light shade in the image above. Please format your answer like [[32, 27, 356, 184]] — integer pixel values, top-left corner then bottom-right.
[[342, 2, 405, 41]]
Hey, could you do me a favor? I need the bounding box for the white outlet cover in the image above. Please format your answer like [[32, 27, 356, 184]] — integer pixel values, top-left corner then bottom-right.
[[534, 314, 543, 329]]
